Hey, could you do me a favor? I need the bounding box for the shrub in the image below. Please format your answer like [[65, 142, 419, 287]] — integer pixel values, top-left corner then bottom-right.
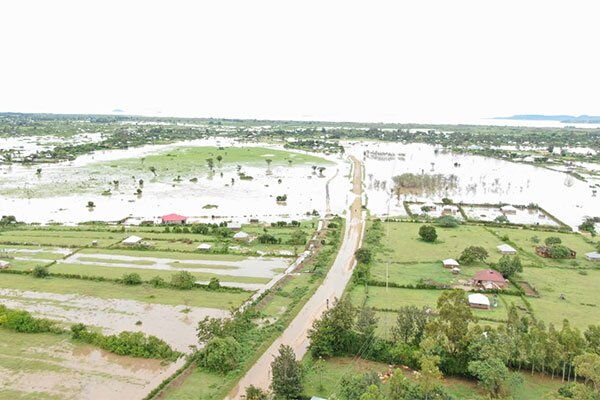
[[418, 225, 437, 242], [121, 272, 142, 285], [208, 277, 220, 290], [257, 234, 279, 244], [547, 244, 572, 259], [0, 305, 59, 333], [355, 247, 373, 264], [148, 275, 166, 288], [32, 265, 49, 278], [495, 255, 523, 278], [170, 271, 195, 289], [435, 216, 460, 228], [545, 236, 562, 246], [200, 336, 241, 373]]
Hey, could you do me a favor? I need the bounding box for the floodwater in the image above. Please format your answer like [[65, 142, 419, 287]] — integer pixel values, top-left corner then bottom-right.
[[347, 141, 599, 228], [0, 288, 228, 353], [62, 252, 290, 278], [0, 138, 351, 224], [0, 334, 182, 400]]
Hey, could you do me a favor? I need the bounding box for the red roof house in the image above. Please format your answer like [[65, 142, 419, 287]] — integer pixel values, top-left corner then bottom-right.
[[161, 213, 188, 224], [473, 269, 508, 290]]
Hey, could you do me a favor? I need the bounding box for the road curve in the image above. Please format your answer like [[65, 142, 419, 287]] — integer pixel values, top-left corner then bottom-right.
[[225, 156, 364, 399]]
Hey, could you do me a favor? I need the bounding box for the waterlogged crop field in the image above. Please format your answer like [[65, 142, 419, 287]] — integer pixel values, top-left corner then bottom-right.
[[0, 218, 320, 399], [350, 220, 600, 332]]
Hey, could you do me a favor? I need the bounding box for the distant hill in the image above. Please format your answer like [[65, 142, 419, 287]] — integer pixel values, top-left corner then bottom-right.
[[497, 114, 600, 123]]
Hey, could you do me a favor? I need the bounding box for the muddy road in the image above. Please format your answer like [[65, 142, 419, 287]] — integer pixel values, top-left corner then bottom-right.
[[225, 156, 364, 399]]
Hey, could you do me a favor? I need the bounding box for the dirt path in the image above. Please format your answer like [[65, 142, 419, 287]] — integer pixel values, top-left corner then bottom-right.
[[225, 156, 364, 399]]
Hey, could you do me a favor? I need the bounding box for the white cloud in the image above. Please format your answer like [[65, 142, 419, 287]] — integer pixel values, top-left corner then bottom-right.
[[1, 0, 599, 123]]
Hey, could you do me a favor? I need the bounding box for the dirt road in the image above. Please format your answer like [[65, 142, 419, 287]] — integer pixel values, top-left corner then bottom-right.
[[225, 156, 364, 399]]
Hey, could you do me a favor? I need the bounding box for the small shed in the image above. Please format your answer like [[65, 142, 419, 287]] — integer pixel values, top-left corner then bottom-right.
[[161, 213, 188, 224], [0, 260, 10, 269], [451, 267, 461, 274], [585, 252, 600, 262], [122, 235, 143, 245], [468, 293, 491, 309], [442, 258, 460, 268], [233, 231, 251, 242], [197, 243, 212, 251], [500, 205, 517, 215], [497, 244, 517, 255]]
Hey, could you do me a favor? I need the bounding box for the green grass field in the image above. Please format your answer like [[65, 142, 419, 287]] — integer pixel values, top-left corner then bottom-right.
[[370, 261, 482, 286], [78, 247, 246, 261], [50, 262, 270, 284], [517, 266, 600, 328], [0, 229, 124, 247], [489, 227, 598, 268], [95, 146, 331, 176], [0, 273, 251, 309], [379, 222, 504, 263]]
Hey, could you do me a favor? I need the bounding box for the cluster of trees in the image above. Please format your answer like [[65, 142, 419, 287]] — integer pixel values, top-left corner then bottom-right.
[[579, 217, 599, 236], [0, 305, 61, 333], [306, 291, 600, 399], [539, 237, 576, 259], [70, 323, 180, 361], [122, 270, 203, 290]]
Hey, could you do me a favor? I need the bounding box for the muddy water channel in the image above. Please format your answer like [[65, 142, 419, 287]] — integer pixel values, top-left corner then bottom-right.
[[347, 141, 598, 228], [0, 288, 227, 353]]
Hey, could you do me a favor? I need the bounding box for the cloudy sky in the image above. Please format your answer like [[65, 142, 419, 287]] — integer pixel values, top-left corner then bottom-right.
[[1, 0, 599, 123]]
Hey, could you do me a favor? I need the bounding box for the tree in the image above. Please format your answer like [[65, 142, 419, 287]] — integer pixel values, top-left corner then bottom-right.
[[584, 325, 600, 355], [270, 344, 302, 400], [418, 225, 437, 242], [201, 336, 241, 373], [149, 166, 156, 176], [359, 385, 384, 400], [355, 247, 373, 264], [548, 244, 573, 259], [495, 255, 523, 278], [318, 167, 326, 177], [308, 298, 356, 357], [573, 353, 600, 393], [468, 357, 523, 398], [545, 236, 562, 246], [392, 305, 430, 346], [216, 154, 223, 166], [339, 372, 380, 400], [434, 216, 459, 228], [459, 246, 489, 264], [417, 355, 443, 397], [87, 201, 95, 208], [206, 158, 215, 173], [170, 271, 195, 289], [356, 306, 378, 338]]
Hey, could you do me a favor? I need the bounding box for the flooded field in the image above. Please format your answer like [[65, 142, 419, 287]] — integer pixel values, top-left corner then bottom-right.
[[348, 141, 598, 228], [0, 138, 350, 224], [0, 328, 181, 400]]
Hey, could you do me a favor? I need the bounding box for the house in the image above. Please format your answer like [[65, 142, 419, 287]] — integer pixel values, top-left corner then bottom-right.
[[497, 244, 517, 255], [441, 205, 458, 216], [227, 222, 243, 230], [500, 205, 517, 215], [233, 231, 251, 242], [468, 293, 491, 309], [473, 269, 508, 289], [0, 260, 10, 269], [197, 243, 212, 251], [585, 252, 600, 262], [122, 235, 143, 245], [161, 213, 187, 224], [442, 258, 460, 268]]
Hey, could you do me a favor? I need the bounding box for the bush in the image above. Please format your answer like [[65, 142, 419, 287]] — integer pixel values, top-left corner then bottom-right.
[[148, 275, 166, 288], [545, 236, 562, 246], [257, 233, 280, 244], [121, 272, 142, 285], [0, 305, 60, 333], [200, 336, 241, 373], [170, 271, 195, 289], [32, 265, 49, 278], [495, 255, 523, 278], [418, 225, 437, 242], [208, 277, 220, 290], [355, 247, 373, 264], [71, 323, 179, 361], [547, 244, 572, 259], [435, 216, 460, 228]]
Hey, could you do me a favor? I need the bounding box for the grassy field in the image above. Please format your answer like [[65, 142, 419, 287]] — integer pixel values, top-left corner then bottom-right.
[[370, 261, 481, 286], [0, 229, 124, 247], [0, 273, 251, 309], [96, 146, 332, 176], [301, 356, 563, 400], [517, 266, 600, 328], [49, 262, 271, 284], [78, 247, 247, 261], [380, 222, 504, 263], [488, 226, 599, 269]]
